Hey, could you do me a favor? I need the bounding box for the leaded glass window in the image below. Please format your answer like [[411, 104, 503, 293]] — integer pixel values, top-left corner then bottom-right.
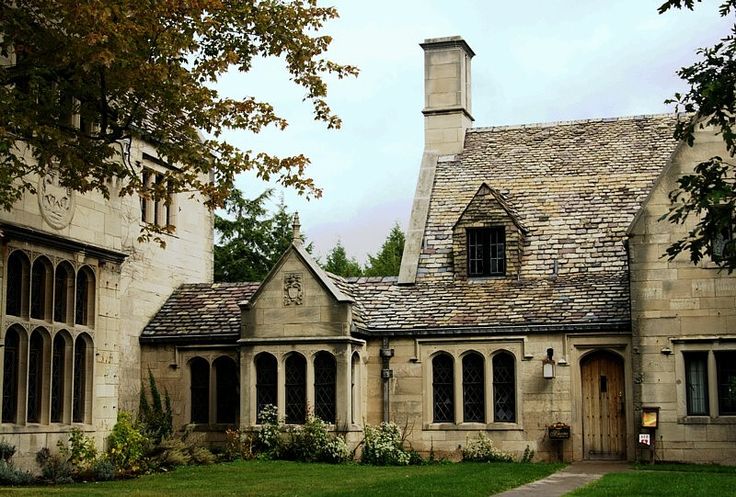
[[314, 352, 336, 423], [54, 263, 73, 323], [51, 334, 67, 422], [285, 354, 307, 424], [685, 352, 709, 416], [31, 258, 50, 320], [463, 353, 484, 423], [27, 330, 45, 423], [493, 352, 515, 422], [467, 227, 506, 277], [190, 357, 209, 424], [2, 327, 20, 423], [255, 353, 277, 423], [215, 356, 239, 424], [6, 251, 29, 318], [716, 351, 736, 415], [75, 268, 91, 326], [433, 353, 454, 423], [73, 336, 87, 422]]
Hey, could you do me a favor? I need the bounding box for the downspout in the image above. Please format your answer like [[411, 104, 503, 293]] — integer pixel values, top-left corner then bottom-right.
[[380, 336, 394, 423]]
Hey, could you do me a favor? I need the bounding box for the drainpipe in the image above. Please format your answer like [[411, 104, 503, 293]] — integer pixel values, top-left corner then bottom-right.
[[380, 336, 394, 423]]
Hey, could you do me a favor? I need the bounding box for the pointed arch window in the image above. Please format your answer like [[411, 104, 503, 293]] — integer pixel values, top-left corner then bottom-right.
[[31, 257, 52, 320], [255, 353, 277, 423], [28, 328, 49, 423], [72, 335, 91, 423], [433, 353, 454, 423], [493, 352, 516, 422], [6, 251, 30, 318], [190, 357, 209, 424], [314, 352, 336, 423], [285, 354, 306, 424], [2, 327, 21, 423], [75, 267, 95, 327], [462, 353, 485, 423], [51, 332, 71, 423], [214, 356, 239, 424], [54, 262, 74, 324]]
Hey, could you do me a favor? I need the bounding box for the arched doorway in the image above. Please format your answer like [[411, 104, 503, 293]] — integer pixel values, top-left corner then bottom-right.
[[581, 350, 626, 459]]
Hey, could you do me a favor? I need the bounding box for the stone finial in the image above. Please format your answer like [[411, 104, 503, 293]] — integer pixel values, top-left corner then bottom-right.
[[292, 212, 303, 245]]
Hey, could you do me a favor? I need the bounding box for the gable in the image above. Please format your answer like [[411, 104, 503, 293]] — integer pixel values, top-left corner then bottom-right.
[[452, 183, 526, 279], [243, 245, 353, 339]]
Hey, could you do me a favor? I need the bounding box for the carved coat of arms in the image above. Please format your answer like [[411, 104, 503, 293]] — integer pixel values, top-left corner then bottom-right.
[[38, 171, 75, 229], [283, 273, 304, 306]]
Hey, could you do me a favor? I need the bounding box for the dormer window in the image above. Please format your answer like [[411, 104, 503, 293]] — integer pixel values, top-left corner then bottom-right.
[[467, 227, 506, 277]]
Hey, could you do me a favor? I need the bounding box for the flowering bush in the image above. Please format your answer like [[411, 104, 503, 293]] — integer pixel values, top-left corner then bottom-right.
[[254, 404, 281, 458], [461, 433, 513, 462], [284, 416, 349, 464], [361, 422, 412, 465]]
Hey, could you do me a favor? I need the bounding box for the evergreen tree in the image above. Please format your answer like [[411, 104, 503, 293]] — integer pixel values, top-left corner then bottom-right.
[[363, 223, 405, 277], [322, 241, 363, 277], [214, 189, 309, 282]]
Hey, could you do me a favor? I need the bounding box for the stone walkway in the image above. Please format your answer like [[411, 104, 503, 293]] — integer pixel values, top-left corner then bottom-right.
[[492, 461, 631, 497]]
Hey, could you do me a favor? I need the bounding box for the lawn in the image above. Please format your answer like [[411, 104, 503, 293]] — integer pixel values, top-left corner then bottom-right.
[[0, 460, 563, 497], [567, 463, 736, 497]]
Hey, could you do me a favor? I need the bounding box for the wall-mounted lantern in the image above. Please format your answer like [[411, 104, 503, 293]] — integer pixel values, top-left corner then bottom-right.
[[543, 348, 555, 379]]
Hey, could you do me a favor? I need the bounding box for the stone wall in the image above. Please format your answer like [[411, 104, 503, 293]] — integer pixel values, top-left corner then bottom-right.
[[629, 125, 736, 464]]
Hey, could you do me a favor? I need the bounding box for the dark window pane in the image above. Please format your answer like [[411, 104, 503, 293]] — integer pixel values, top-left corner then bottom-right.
[[6, 252, 28, 317], [493, 353, 515, 422], [75, 270, 88, 326], [73, 337, 87, 422], [716, 351, 736, 415], [314, 352, 336, 423], [467, 227, 506, 277], [190, 358, 209, 424], [215, 357, 239, 424], [2, 328, 20, 423], [51, 335, 66, 422], [31, 259, 49, 320], [255, 354, 277, 423], [463, 353, 484, 423], [433, 354, 454, 423], [285, 354, 307, 424], [54, 263, 73, 323], [685, 352, 709, 416], [28, 331, 44, 423]]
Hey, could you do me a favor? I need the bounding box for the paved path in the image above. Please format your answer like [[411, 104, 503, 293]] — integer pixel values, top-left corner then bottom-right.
[[492, 461, 630, 497]]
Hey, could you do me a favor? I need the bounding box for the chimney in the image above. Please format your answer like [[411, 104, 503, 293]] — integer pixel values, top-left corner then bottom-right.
[[420, 36, 474, 155]]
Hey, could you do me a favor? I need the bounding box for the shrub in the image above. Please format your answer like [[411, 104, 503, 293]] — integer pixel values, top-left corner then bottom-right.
[[90, 458, 115, 481], [0, 440, 16, 463], [223, 428, 255, 461], [461, 433, 513, 463], [520, 445, 535, 463], [361, 423, 411, 466], [0, 460, 34, 486], [190, 446, 216, 465], [36, 447, 74, 484], [284, 416, 349, 464], [138, 370, 173, 445], [254, 404, 281, 458], [58, 428, 97, 474], [107, 411, 150, 474]]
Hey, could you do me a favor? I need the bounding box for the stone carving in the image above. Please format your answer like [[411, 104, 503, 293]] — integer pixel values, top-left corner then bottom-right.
[[283, 273, 304, 306], [38, 171, 75, 229]]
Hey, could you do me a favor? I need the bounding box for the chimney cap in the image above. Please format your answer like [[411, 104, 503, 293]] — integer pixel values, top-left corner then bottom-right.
[[420, 36, 475, 57]]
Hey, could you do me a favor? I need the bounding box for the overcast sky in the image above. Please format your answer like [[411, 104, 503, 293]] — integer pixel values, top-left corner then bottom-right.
[[216, 1, 732, 264]]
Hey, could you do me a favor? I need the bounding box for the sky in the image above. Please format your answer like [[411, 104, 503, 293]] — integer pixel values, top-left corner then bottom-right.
[[216, 1, 733, 264]]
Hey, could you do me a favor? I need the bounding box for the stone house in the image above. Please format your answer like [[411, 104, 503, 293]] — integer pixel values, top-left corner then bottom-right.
[[4, 35, 736, 465]]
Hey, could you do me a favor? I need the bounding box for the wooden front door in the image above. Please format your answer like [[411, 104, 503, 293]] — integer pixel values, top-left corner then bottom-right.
[[581, 351, 626, 459]]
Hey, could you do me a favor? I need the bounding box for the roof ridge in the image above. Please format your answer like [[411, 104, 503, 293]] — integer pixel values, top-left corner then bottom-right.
[[467, 112, 679, 133]]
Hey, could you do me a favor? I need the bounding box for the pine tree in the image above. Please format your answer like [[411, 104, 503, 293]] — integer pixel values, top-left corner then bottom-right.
[[322, 241, 363, 277], [363, 224, 405, 277]]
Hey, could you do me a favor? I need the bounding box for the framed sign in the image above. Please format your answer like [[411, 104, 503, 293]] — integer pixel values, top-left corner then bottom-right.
[[641, 407, 659, 428], [548, 422, 571, 440], [638, 433, 651, 446]]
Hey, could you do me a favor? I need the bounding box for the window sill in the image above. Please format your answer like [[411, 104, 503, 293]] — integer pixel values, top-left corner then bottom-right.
[[0, 423, 94, 434], [678, 415, 736, 425], [423, 422, 522, 431]]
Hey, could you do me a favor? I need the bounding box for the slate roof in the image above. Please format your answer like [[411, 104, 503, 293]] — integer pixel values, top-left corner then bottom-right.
[[140, 282, 259, 342], [142, 114, 681, 340]]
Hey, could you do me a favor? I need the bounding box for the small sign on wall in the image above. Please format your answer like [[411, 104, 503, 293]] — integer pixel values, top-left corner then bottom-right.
[[641, 406, 659, 428], [638, 433, 651, 446]]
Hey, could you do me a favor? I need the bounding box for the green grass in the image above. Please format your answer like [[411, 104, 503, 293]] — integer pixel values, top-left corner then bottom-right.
[[0, 460, 562, 497], [567, 464, 736, 497]]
